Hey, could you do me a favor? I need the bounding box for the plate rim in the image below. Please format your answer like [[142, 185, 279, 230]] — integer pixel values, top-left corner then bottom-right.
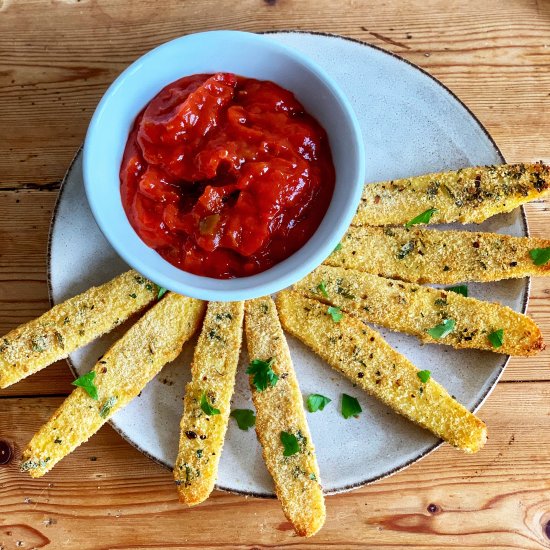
[[46, 30, 530, 498]]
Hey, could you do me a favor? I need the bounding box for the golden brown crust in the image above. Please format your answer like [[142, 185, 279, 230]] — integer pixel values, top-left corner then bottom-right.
[[244, 297, 325, 537], [326, 226, 550, 284], [21, 293, 205, 478], [0, 270, 158, 389], [276, 291, 487, 454], [354, 162, 550, 226], [294, 265, 544, 356], [174, 301, 244, 506]]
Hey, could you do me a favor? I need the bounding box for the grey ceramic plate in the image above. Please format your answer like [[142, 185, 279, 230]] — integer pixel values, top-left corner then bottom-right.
[[48, 31, 529, 497]]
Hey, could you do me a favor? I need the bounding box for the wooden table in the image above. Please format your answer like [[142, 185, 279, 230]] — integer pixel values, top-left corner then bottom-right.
[[1, 1, 550, 548]]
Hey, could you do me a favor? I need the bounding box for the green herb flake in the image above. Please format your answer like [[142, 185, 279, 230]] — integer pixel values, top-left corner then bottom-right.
[[317, 281, 329, 298], [327, 306, 343, 323], [529, 247, 550, 266], [72, 371, 99, 400], [306, 394, 332, 413], [488, 329, 504, 349], [417, 370, 431, 383], [230, 409, 256, 430], [309, 473, 317, 481], [427, 318, 456, 339], [246, 358, 279, 392], [333, 243, 342, 253], [397, 241, 414, 259], [196, 449, 203, 458], [157, 286, 168, 299], [200, 392, 221, 416], [20, 457, 50, 472], [99, 396, 117, 418], [280, 431, 300, 457], [405, 208, 437, 227], [341, 393, 362, 419], [129, 293, 137, 299], [31, 336, 48, 353], [54, 438, 63, 444], [446, 284, 468, 297]]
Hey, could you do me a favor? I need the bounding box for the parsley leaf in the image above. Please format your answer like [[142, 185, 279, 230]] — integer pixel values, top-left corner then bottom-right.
[[427, 318, 456, 339], [417, 370, 431, 383], [327, 306, 343, 322], [488, 329, 504, 349], [200, 392, 221, 416], [72, 371, 98, 400], [306, 394, 332, 413], [230, 409, 256, 430], [333, 243, 342, 253], [157, 286, 168, 299], [405, 208, 437, 227], [341, 394, 362, 419], [246, 358, 279, 392], [280, 431, 300, 456], [529, 247, 550, 266], [446, 284, 468, 297], [99, 396, 117, 418], [317, 281, 329, 298]]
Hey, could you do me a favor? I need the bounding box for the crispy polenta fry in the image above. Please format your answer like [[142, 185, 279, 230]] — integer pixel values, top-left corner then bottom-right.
[[277, 291, 487, 453], [353, 162, 550, 226], [294, 265, 544, 356], [21, 293, 205, 478], [244, 297, 325, 537], [174, 301, 244, 506], [0, 270, 158, 389], [326, 226, 550, 284]]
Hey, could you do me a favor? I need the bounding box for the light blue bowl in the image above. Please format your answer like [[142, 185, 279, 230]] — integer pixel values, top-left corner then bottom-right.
[[83, 30, 365, 301]]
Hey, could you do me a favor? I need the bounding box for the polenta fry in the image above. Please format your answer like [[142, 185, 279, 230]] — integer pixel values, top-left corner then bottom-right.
[[0, 270, 158, 389], [277, 291, 487, 453], [174, 301, 244, 506], [21, 293, 205, 478], [245, 297, 325, 537], [353, 162, 550, 226], [326, 226, 550, 284], [294, 265, 544, 356]]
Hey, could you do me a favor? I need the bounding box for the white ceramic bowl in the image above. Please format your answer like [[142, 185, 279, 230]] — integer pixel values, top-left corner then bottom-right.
[[83, 30, 365, 301]]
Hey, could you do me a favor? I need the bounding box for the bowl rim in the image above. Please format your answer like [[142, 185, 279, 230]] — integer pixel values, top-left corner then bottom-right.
[[83, 29, 365, 301]]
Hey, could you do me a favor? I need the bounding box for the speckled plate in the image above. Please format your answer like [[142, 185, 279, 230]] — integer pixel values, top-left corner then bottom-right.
[[48, 31, 529, 497]]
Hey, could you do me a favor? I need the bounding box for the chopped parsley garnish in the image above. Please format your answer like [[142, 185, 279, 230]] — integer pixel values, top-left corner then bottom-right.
[[129, 293, 137, 299], [427, 318, 456, 339], [317, 281, 329, 298], [405, 208, 437, 227], [529, 247, 550, 266], [157, 286, 168, 299], [280, 431, 300, 456], [99, 396, 117, 418], [397, 241, 414, 259], [488, 329, 504, 349], [230, 409, 256, 430], [246, 358, 279, 392], [72, 371, 98, 400], [341, 393, 362, 419], [446, 284, 468, 297], [333, 243, 342, 253], [200, 392, 220, 416], [327, 306, 343, 322], [417, 370, 431, 383], [306, 394, 332, 413]]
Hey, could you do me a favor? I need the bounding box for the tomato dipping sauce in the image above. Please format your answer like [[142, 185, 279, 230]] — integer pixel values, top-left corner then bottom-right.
[[120, 73, 335, 278]]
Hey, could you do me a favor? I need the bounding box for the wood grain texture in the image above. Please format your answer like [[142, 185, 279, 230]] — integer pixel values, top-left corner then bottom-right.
[[1, 0, 550, 548]]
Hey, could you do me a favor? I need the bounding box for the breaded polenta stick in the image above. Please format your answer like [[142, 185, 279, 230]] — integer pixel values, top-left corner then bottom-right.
[[0, 270, 158, 389], [174, 301, 244, 505], [326, 226, 550, 284], [294, 265, 544, 356], [21, 293, 205, 478], [245, 297, 325, 537], [277, 291, 487, 453], [353, 162, 550, 226]]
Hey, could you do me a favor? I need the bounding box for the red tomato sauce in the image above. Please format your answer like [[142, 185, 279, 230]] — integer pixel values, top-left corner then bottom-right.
[[120, 72, 335, 278]]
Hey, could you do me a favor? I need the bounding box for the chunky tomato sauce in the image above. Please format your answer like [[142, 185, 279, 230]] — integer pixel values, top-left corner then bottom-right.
[[120, 73, 335, 278]]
